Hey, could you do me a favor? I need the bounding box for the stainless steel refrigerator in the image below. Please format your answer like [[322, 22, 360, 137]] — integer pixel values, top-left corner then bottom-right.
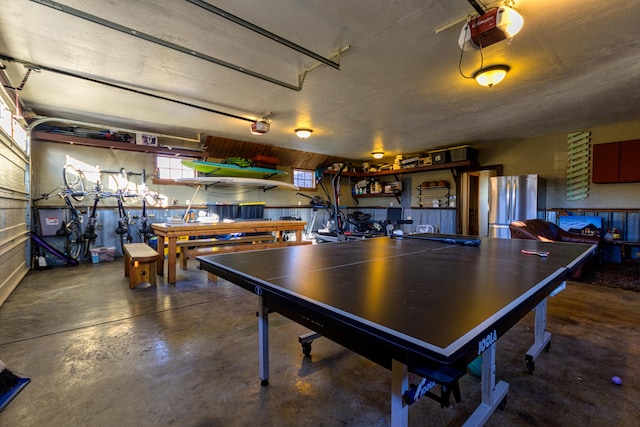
[[489, 175, 546, 238]]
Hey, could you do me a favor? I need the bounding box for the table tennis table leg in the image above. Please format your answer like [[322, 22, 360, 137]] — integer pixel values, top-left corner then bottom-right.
[[258, 296, 270, 386], [463, 343, 509, 427], [391, 359, 409, 427], [525, 297, 552, 374]]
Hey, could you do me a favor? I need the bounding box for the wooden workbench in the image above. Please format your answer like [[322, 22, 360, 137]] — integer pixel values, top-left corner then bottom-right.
[[151, 220, 307, 284]]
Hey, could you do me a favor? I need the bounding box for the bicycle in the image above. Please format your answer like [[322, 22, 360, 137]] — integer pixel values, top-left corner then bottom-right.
[[56, 190, 86, 260], [81, 184, 102, 259], [33, 188, 86, 261], [63, 164, 106, 259], [109, 168, 135, 254], [138, 187, 162, 243]]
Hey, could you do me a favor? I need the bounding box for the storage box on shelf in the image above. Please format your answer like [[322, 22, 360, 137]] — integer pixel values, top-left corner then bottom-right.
[[136, 133, 158, 146], [448, 145, 478, 162], [429, 149, 449, 164]]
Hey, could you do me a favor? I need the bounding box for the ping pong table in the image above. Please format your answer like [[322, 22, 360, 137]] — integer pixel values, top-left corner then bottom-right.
[[198, 234, 596, 426]]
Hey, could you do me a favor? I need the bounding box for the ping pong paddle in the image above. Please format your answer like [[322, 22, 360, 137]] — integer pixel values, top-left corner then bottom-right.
[[521, 249, 550, 257]]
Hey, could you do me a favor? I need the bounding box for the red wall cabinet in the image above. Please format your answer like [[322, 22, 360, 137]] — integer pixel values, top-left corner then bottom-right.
[[619, 140, 640, 182], [592, 139, 640, 183]]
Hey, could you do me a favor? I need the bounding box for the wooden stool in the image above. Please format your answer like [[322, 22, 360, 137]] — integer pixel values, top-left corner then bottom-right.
[[123, 243, 158, 289]]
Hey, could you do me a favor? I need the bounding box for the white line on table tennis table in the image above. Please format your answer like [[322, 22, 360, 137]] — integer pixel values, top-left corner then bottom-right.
[[266, 244, 458, 281]]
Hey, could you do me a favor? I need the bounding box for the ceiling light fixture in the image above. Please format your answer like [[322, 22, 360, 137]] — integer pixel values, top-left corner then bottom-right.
[[295, 128, 313, 139], [371, 152, 384, 159], [473, 65, 510, 87]]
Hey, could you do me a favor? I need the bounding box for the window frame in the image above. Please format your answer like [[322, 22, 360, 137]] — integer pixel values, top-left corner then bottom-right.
[[292, 168, 316, 190], [152, 154, 199, 185]]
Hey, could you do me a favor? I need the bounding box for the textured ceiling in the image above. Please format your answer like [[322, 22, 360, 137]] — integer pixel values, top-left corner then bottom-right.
[[1, 0, 640, 160]]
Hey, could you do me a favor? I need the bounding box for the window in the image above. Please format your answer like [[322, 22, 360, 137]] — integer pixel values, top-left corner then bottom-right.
[[155, 155, 196, 183], [293, 169, 315, 189]]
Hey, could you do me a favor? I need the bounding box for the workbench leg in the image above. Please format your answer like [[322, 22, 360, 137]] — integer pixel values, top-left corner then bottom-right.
[[463, 343, 509, 427], [390, 359, 409, 427], [124, 249, 131, 277], [258, 296, 269, 386], [156, 235, 165, 276], [168, 237, 177, 284]]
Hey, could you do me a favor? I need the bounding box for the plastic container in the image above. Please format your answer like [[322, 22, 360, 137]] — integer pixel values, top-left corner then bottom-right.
[[207, 203, 239, 220], [238, 202, 265, 219], [38, 208, 68, 237], [90, 246, 116, 263]]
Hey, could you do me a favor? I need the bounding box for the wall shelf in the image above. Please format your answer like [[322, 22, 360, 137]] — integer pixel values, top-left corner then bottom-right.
[[352, 192, 401, 204], [33, 131, 206, 158], [416, 185, 451, 208], [324, 160, 479, 178], [353, 193, 396, 198]]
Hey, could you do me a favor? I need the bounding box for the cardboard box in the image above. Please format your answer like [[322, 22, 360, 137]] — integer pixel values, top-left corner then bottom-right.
[[136, 133, 158, 146], [384, 181, 402, 193], [419, 156, 432, 167]]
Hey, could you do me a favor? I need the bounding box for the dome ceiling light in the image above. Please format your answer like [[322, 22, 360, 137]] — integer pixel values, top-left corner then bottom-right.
[[295, 128, 313, 139], [473, 65, 510, 88]]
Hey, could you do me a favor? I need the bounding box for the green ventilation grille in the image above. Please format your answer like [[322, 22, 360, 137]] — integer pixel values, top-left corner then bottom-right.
[[566, 131, 591, 201]]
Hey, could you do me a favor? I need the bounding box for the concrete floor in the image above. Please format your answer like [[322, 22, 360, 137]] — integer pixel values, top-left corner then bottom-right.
[[0, 258, 638, 426]]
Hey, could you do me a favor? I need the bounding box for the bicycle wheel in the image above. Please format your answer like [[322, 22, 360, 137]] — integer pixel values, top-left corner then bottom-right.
[[144, 190, 162, 207], [117, 168, 130, 203], [67, 220, 84, 260], [63, 164, 85, 201]]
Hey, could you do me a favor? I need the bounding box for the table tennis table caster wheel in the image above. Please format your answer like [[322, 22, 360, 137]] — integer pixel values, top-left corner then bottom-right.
[[301, 342, 312, 356], [526, 358, 535, 375], [260, 379, 269, 387], [544, 342, 551, 352]]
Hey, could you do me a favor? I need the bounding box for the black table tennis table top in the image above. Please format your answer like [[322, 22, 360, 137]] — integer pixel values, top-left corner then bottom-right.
[[198, 235, 596, 369]]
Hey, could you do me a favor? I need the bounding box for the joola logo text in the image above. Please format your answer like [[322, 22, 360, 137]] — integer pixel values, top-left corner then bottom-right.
[[477, 330, 498, 355]]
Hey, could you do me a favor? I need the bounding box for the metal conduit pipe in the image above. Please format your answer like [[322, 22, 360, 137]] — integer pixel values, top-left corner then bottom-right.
[[1, 58, 202, 146], [0, 54, 260, 125]]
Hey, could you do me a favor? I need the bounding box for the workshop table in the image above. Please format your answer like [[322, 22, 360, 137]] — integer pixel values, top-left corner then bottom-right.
[[198, 234, 596, 426], [151, 220, 306, 284]]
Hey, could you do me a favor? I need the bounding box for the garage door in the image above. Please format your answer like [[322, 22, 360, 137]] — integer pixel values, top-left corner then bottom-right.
[[0, 101, 30, 306]]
